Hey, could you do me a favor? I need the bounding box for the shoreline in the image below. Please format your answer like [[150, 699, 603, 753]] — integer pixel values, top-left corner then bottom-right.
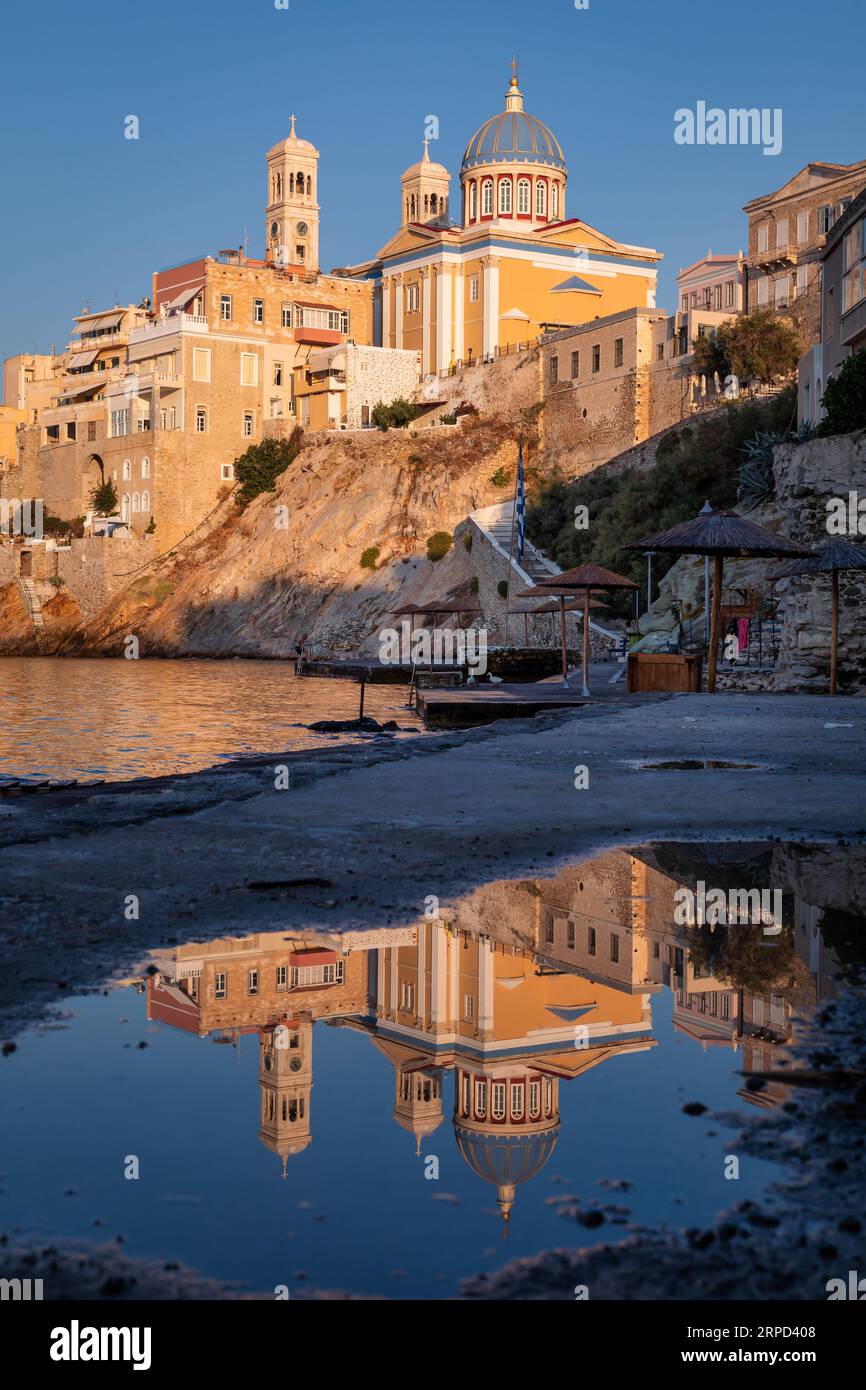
[[1, 690, 865, 1040]]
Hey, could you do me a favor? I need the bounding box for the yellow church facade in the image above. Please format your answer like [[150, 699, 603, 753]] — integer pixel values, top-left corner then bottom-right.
[[351, 68, 662, 375]]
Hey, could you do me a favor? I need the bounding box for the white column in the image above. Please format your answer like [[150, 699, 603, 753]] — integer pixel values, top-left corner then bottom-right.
[[478, 937, 494, 1036], [395, 275, 403, 349], [421, 269, 432, 375], [416, 923, 426, 1026], [389, 948, 399, 1016], [430, 923, 448, 1029], [381, 277, 391, 349], [449, 933, 459, 1025], [436, 265, 452, 374], [482, 257, 500, 359], [453, 267, 465, 363]]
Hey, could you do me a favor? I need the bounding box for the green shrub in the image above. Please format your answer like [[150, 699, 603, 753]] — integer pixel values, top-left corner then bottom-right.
[[233, 428, 304, 510], [371, 398, 417, 431], [469, 575, 480, 594], [360, 546, 381, 570], [497, 579, 508, 599], [490, 466, 510, 487], [47, 575, 65, 588], [426, 531, 452, 562], [440, 413, 457, 425], [819, 349, 866, 436]]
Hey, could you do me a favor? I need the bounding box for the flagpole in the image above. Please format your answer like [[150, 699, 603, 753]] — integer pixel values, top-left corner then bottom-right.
[[505, 436, 525, 650]]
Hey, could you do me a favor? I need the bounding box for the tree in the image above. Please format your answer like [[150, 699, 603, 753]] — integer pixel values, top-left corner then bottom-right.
[[712, 309, 800, 387], [90, 478, 118, 516], [818, 349, 866, 436], [233, 428, 304, 510], [690, 329, 730, 382], [371, 398, 417, 431]]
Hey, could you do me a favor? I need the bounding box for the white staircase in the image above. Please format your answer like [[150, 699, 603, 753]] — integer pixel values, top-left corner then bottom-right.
[[469, 501, 623, 645], [18, 576, 52, 649]]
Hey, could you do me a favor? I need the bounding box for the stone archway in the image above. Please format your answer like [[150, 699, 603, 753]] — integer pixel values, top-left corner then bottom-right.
[[82, 454, 105, 513]]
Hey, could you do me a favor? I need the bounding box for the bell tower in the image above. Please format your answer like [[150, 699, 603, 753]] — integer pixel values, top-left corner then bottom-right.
[[258, 1014, 314, 1177], [265, 115, 320, 272], [401, 138, 451, 227]]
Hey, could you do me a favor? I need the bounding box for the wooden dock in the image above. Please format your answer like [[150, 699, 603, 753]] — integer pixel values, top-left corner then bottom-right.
[[416, 683, 589, 728]]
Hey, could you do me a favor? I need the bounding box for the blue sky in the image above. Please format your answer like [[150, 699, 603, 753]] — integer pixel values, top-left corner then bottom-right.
[[1, 0, 864, 365]]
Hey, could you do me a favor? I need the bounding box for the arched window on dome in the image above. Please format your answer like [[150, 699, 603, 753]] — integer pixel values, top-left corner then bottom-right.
[[536, 180, 547, 218], [491, 1081, 506, 1122], [481, 179, 494, 218], [528, 1078, 541, 1120], [551, 182, 560, 220], [543, 1076, 553, 1117], [461, 1073, 471, 1116], [469, 181, 478, 222], [510, 1081, 525, 1121], [498, 177, 512, 216], [474, 1078, 488, 1119], [517, 177, 531, 216]]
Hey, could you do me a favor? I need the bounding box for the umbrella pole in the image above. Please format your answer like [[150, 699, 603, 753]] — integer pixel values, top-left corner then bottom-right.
[[581, 590, 590, 697], [707, 555, 724, 694], [830, 569, 839, 696], [559, 596, 569, 688]]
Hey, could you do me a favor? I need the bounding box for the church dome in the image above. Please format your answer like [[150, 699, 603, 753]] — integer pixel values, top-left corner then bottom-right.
[[456, 1122, 559, 1222], [267, 115, 318, 160], [462, 74, 566, 174]]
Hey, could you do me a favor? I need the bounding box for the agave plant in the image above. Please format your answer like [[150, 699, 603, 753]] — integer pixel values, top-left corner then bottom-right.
[[736, 429, 786, 510]]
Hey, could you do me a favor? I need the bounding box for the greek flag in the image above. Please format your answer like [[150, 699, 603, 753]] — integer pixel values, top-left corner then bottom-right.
[[516, 442, 526, 566]]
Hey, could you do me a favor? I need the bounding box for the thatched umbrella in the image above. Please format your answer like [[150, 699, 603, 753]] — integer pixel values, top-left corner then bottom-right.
[[772, 540, 866, 695], [518, 564, 637, 694], [626, 503, 811, 693]]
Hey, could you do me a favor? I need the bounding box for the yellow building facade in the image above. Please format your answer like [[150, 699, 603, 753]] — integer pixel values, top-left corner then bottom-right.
[[353, 68, 661, 375]]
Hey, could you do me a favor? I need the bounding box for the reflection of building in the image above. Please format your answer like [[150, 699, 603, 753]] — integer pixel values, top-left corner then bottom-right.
[[140, 846, 848, 1213]]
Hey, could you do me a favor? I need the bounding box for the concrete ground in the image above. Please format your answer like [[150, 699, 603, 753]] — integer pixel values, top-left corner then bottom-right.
[[1, 690, 865, 1038]]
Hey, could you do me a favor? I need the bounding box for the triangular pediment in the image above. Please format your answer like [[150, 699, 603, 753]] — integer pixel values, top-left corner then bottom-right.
[[377, 221, 456, 262]]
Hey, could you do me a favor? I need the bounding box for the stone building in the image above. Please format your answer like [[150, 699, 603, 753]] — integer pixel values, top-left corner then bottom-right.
[[743, 160, 866, 346], [347, 65, 661, 377], [799, 185, 866, 426], [293, 341, 421, 430], [1, 118, 378, 548]]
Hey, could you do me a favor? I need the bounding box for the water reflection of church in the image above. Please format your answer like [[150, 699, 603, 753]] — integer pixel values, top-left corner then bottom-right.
[[141, 847, 841, 1221]]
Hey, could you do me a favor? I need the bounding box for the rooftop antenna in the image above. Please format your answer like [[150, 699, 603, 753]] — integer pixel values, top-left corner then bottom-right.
[[243, 225, 249, 259]]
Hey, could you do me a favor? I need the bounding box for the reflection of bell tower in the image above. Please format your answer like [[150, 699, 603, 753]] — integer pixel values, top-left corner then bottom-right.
[[258, 1013, 313, 1177], [265, 115, 320, 271], [394, 1065, 444, 1154]]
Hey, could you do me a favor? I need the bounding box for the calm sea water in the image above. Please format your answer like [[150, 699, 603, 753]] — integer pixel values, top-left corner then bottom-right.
[[2, 842, 857, 1300], [0, 657, 422, 782]]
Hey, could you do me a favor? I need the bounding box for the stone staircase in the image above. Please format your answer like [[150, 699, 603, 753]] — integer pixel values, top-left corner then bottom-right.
[[18, 576, 53, 651], [469, 501, 623, 647]]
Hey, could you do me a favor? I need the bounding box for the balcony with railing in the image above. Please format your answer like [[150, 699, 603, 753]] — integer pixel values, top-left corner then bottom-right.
[[128, 312, 209, 346]]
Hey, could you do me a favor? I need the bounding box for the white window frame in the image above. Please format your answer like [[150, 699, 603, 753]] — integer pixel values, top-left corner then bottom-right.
[[220, 294, 232, 321], [498, 178, 512, 215], [195, 407, 208, 433], [797, 210, 809, 244], [240, 352, 258, 387], [243, 411, 254, 437], [253, 298, 264, 325], [481, 179, 493, 217], [215, 971, 227, 999], [517, 178, 530, 215], [140, 456, 150, 479], [192, 347, 211, 383]]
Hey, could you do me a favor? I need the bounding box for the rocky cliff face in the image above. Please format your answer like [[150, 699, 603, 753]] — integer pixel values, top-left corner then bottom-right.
[[62, 414, 529, 659]]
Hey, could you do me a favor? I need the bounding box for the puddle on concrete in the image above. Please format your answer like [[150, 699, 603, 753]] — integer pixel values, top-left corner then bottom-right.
[[632, 759, 763, 771], [1, 841, 863, 1299]]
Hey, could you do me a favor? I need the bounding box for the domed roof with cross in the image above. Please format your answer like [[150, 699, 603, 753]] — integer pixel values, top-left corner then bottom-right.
[[461, 65, 566, 175]]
